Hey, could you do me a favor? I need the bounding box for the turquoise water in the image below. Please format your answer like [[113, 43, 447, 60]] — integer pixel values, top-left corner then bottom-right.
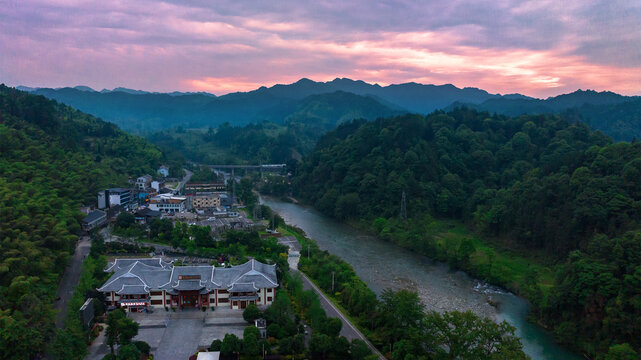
[[262, 197, 582, 360]]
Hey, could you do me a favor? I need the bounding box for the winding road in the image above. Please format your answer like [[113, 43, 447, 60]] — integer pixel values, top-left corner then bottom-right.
[[54, 236, 91, 328]]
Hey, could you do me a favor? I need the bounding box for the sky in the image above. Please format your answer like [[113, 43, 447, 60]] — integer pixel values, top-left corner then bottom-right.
[[1, 0, 640, 97]]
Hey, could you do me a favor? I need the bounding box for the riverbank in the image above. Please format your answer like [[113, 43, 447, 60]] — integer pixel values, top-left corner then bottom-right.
[[261, 197, 583, 360], [354, 216, 555, 302]]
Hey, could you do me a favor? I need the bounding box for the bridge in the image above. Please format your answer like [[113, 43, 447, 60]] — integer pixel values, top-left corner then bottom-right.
[[205, 164, 286, 170], [204, 163, 287, 179]]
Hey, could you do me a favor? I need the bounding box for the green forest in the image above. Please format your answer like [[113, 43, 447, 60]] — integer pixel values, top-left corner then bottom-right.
[[295, 108, 641, 358], [0, 85, 167, 359]]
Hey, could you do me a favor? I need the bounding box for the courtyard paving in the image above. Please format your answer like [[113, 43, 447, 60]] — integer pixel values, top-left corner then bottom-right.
[[85, 307, 247, 360]]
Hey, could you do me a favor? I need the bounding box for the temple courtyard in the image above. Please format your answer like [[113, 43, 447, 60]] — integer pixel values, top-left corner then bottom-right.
[[85, 307, 247, 360]]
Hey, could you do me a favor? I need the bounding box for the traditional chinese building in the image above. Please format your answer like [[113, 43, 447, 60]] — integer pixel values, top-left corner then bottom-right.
[[98, 258, 278, 312]]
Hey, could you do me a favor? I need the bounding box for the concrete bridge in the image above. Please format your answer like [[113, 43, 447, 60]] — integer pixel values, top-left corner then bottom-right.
[[205, 163, 287, 177]]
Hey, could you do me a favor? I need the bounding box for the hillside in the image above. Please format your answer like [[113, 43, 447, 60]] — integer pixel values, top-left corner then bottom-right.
[[446, 90, 640, 141], [149, 91, 403, 165], [27, 78, 505, 132], [0, 85, 165, 358], [294, 109, 641, 357]]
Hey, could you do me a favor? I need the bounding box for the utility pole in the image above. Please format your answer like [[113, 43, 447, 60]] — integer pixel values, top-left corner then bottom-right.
[[332, 271, 335, 292], [400, 191, 407, 221]]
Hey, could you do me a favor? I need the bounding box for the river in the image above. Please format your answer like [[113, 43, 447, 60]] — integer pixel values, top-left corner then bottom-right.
[[261, 196, 581, 360]]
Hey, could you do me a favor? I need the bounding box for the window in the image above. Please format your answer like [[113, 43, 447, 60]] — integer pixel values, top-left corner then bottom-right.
[[218, 289, 228, 294], [150, 300, 163, 305], [150, 291, 162, 296], [218, 298, 229, 303], [267, 297, 272, 302]]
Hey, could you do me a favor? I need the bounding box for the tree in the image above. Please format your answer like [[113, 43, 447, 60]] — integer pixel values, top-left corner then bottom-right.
[[242, 303, 262, 323], [350, 339, 372, 360], [242, 326, 260, 356], [321, 317, 342, 337], [90, 230, 106, 258], [220, 333, 241, 358], [115, 212, 135, 229], [105, 309, 139, 356], [426, 310, 528, 359], [597, 344, 639, 360], [209, 339, 222, 351], [115, 344, 141, 360], [133, 341, 151, 356], [310, 333, 332, 359], [378, 289, 425, 343]]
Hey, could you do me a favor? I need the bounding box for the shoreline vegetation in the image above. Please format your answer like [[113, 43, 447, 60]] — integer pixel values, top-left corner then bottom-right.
[[293, 109, 641, 358], [261, 203, 530, 359]]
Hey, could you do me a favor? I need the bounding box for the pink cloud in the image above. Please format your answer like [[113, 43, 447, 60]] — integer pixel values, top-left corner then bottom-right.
[[2, 0, 639, 97]]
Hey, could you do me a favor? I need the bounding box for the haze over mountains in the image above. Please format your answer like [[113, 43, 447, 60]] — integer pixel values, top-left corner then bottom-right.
[[20, 78, 641, 141]]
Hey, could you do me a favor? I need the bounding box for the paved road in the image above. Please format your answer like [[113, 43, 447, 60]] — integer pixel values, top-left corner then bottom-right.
[[55, 236, 91, 328], [176, 168, 192, 194], [297, 271, 385, 359]]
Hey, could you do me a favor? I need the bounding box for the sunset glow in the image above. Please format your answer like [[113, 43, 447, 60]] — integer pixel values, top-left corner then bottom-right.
[[2, 0, 640, 97]]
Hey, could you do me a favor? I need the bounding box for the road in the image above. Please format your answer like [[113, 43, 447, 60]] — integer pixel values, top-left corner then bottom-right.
[[296, 270, 385, 359], [175, 168, 192, 194], [54, 236, 91, 328]]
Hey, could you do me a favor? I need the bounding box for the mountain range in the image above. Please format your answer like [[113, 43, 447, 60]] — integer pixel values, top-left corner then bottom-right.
[[18, 78, 641, 140]]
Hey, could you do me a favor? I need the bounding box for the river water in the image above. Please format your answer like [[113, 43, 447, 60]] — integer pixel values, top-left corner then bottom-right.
[[261, 197, 581, 360]]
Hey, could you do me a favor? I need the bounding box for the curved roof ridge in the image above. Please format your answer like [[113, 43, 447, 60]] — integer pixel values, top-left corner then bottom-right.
[[98, 262, 140, 291]]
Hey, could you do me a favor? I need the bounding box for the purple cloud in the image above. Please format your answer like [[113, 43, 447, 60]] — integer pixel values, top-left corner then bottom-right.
[[1, 0, 639, 96]]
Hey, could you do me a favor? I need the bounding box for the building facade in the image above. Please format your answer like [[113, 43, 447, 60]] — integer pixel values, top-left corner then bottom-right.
[[157, 165, 169, 177], [82, 210, 107, 231], [135, 175, 152, 190], [149, 194, 186, 213], [98, 258, 278, 312], [108, 188, 132, 209], [188, 193, 221, 209]]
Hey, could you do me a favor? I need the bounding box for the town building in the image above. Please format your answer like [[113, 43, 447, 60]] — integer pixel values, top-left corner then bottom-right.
[[187, 193, 221, 210], [149, 194, 187, 213], [82, 209, 107, 231], [134, 207, 162, 225], [157, 165, 169, 177], [98, 188, 132, 210], [98, 258, 278, 312], [135, 175, 153, 190], [151, 180, 164, 192], [185, 182, 226, 192]]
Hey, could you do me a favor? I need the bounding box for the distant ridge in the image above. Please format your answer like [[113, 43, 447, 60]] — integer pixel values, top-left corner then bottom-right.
[[22, 78, 638, 140]]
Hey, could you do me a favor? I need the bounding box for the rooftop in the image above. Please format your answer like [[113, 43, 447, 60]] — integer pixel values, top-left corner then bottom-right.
[[82, 209, 106, 224], [99, 258, 278, 295]]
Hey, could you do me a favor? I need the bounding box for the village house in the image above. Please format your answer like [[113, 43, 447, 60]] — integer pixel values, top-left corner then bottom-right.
[[135, 175, 153, 190], [187, 193, 221, 210], [98, 188, 132, 210], [82, 209, 107, 231], [98, 258, 278, 312], [157, 165, 169, 177], [149, 194, 187, 213]]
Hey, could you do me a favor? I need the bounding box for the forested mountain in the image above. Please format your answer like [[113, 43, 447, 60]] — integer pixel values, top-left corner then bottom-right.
[[25, 78, 507, 132], [149, 91, 403, 165], [447, 90, 640, 141], [295, 109, 641, 357], [0, 85, 166, 358], [562, 98, 641, 142]]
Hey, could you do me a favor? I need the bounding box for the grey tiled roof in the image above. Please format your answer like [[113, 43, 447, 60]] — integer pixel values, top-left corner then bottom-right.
[[117, 285, 149, 295], [172, 280, 205, 291], [99, 258, 278, 295], [228, 283, 258, 292], [105, 258, 172, 272], [83, 210, 106, 224]]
